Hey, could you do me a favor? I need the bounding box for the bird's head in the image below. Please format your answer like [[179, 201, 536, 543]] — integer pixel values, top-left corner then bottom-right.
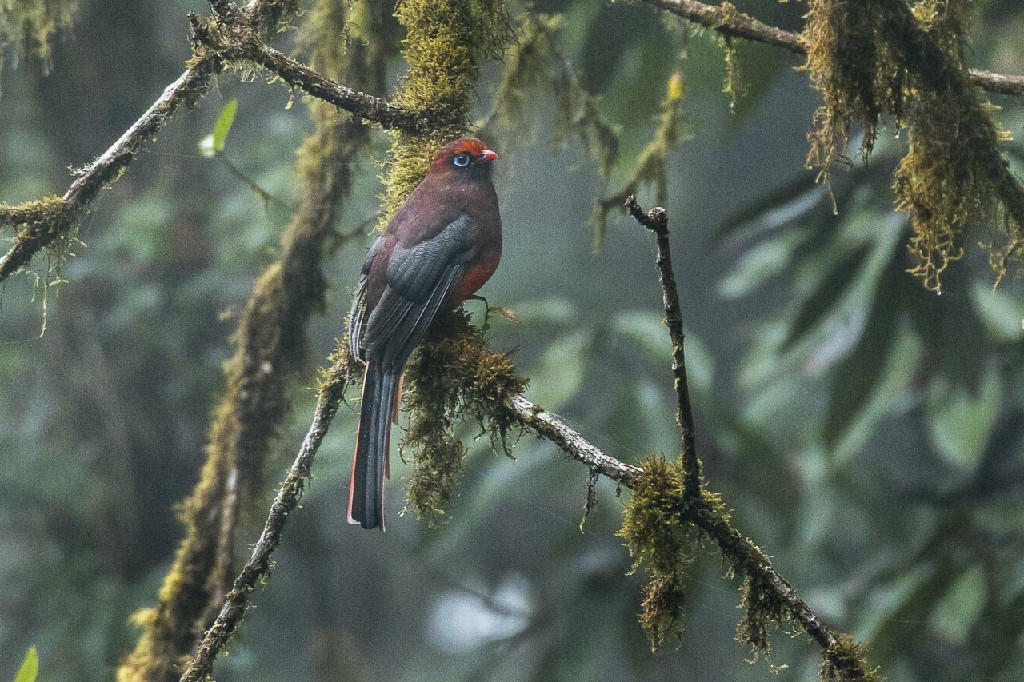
[[430, 138, 498, 179]]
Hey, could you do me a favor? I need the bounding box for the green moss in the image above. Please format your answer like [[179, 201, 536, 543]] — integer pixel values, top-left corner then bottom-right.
[[0, 0, 77, 72], [803, 0, 1021, 289], [120, 3, 365, 678], [0, 195, 77, 294], [618, 456, 697, 649], [803, 0, 902, 176], [403, 309, 528, 523], [380, 0, 512, 224], [736, 572, 789, 657], [820, 634, 883, 682]]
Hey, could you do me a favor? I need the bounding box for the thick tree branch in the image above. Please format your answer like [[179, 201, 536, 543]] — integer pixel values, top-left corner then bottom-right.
[[178, 361, 350, 682], [639, 0, 1024, 98], [190, 14, 427, 133], [625, 197, 701, 500]]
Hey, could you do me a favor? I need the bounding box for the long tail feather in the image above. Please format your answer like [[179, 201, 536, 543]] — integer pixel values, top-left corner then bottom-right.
[[348, 361, 398, 530]]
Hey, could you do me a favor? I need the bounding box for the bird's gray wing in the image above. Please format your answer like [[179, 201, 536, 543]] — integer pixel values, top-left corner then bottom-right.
[[364, 215, 475, 367], [347, 234, 384, 361]]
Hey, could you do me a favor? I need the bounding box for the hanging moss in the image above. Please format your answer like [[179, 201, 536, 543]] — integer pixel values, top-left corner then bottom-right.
[[736, 571, 790, 658], [803, 0, 902, 176], [803, 0, 1022, 289], [403, 309, 527, 523], [0, 0, 77, 72], [618, 456, 697, 649]]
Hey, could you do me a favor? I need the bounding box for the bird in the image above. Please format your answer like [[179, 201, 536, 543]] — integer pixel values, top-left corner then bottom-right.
[[346, 138, 502, 530]]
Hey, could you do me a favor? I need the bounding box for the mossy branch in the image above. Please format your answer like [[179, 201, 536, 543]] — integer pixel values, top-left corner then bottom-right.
[[117, 2, 366, 679], [639, 0, 1024, 98], [189, 10, 428, 133], [177, 355, 352, 682], [0, 0, 301, 287]]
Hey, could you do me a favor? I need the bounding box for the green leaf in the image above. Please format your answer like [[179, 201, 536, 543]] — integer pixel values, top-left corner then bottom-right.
[[526, 329, 593, 410], [783, 244, 871, 350], [926, 367, 1002, 470], [971, 281, 1024, 343], [931, 565, 987, 645], [14, 646, 38, 682], [199, 99, 238, 158], [822, 271, 899, 449], [717, 230, 806, 299]]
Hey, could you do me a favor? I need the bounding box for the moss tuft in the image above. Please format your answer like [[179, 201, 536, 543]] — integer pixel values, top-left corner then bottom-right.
[[736, 572, 789, 657], [0, 195, 77, 287], [0, 0, 77, 72], [803, 0, 1022, 289], [402, 309, 528, 523], [820, 634, 883, 681], [618, 456, 697, 649]]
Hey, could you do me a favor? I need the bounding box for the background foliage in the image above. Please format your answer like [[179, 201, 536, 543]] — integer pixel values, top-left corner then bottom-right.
[[1, 0, 1023, 680]]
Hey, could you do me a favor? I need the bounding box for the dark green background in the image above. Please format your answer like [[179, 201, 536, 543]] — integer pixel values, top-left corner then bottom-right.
[[2, 1, 1023, 679]]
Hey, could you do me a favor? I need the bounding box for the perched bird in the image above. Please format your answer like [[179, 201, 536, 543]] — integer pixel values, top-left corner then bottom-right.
[[346, 138, 502, 530]]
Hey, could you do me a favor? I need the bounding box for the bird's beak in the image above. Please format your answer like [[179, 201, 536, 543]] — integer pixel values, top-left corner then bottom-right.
[[480, 149, 498, 163]]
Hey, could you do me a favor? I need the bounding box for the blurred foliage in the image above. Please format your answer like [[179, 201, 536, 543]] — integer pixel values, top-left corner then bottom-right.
[[0, 0, 1023, 681], [13, 646, 38, 682]]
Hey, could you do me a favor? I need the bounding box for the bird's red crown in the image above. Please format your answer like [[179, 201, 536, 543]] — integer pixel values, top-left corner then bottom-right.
[[430, 138, 497, 171]]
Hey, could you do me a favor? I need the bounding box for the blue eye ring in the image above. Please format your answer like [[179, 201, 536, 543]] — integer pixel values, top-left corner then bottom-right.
[[452, 152, 471, 167]]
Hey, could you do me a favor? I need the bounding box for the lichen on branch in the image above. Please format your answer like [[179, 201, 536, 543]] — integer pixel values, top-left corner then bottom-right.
[[618, 456, 698, 648]]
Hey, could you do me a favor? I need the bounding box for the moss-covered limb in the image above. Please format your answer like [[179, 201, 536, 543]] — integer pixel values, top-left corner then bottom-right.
[[118, 2, 363, 679], [882, 1, 1024, 285], [802, 0, 1024, 286], [379, 0, 512, 222], [376, 0, 513, 514], [639, 0, 1024, 98], [189, 12, 425, 133], [0, 61, 218, 287], [625, 198, 700, 500], [178, 352, 352, 682], [503, 395, 877, 676], [0, 195, 77, 280], [0, 0, 307, 288]]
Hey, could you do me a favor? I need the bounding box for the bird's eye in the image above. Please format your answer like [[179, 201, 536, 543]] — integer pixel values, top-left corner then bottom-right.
[[452, 152, 471, 167]]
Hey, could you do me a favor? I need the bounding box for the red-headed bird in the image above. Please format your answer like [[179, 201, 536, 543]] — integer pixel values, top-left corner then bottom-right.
[[346, 138, 502, 530]]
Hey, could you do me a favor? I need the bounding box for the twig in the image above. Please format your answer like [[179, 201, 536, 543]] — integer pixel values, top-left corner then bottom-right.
[[178, 363, 348, 682], [625, 197, 700, 500], [640, 0, 1024, 98]]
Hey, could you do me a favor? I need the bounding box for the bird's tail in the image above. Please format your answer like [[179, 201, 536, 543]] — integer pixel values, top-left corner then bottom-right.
[[348, 361, 398, 530]]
